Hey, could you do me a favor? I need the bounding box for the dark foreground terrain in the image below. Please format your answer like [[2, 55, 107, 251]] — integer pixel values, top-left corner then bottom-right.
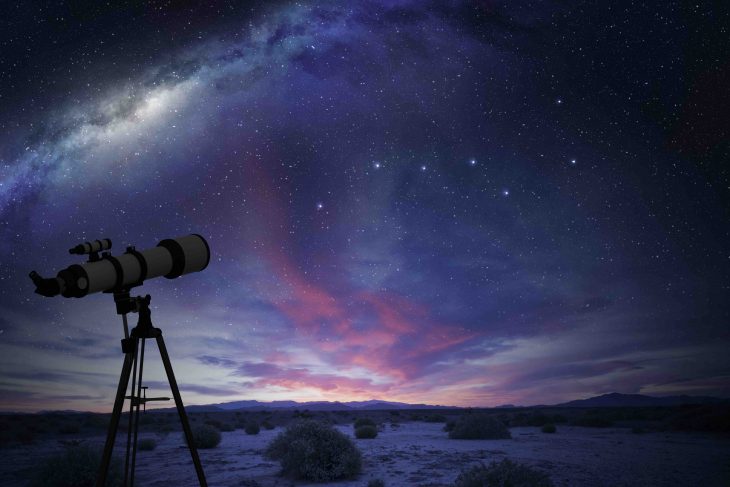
[[2, 405, 729, 486]]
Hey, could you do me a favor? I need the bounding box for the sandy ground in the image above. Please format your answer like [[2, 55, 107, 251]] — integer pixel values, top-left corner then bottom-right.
[[2, 423, 730, 486]]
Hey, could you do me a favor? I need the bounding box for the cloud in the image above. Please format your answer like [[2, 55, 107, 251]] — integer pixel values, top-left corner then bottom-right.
[[237, 361, 391, 395], [197, 355, 238, 368]]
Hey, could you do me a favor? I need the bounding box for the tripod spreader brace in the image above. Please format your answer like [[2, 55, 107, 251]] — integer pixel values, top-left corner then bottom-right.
[[96, 293, 207, 487]]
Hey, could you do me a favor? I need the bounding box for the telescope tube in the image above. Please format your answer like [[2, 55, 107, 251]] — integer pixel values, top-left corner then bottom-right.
[[30, 234, 210, 298]]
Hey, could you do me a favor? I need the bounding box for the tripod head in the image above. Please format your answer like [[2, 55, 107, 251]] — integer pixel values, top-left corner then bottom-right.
[[113, 290, 151, 316]]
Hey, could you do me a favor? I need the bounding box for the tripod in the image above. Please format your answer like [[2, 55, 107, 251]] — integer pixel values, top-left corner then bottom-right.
[[96, 292, 208, 487]]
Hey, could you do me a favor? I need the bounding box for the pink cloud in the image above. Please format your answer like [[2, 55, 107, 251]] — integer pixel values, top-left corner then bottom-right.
[[228, 155, 480, 397]]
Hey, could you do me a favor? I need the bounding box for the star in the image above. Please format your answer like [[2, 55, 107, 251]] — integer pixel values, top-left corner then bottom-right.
[[469, 159, 476, 166], [421, 165, 427, 171], [374, 162, 381, 169], [316, 202, 324, 210], [570, 159, 577, 165], [502, 189, 510, 196]]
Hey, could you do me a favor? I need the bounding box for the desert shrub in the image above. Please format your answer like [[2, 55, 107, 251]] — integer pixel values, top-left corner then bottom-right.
[[527, 412, 550, 427], [551, 414, 567, 424], [449, 414, 511, 440], [368, 480, 386, 487], [662, 405, 730, 432], [454, 459, 553, 487], [138, 438, 157, 451], [541, 424, 556, 434], [443, 420, 456, 432], [205, 419, 234, 431], [185, 424, 221, 449], [31, 444, 123, 487], [58, 422, 81, 435], [245, 422, 261, 435], [262, 420, 275, 430], [139, 414, 155, 425], [294, 409, 313, 419], [570, 413, 613, 428], [424, 414, 447, 423], [354, 417, 376, 429], [265, 420, 361, 481], [15, 427, 36, 444], [355, 425, 378, 439], [83, 414, 109, 430]]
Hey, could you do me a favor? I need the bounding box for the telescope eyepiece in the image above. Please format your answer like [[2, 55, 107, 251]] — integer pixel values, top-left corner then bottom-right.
[[29, 271, 64, 297], [69, 239, 112, 255]]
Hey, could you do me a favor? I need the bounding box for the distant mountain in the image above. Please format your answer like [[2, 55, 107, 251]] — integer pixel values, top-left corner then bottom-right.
[[177, 398, 458, 412], [556, 392, 728, 408], [159, 393, 729, 413], [208, 400, 301, 410], [38, 392, 726, 415]]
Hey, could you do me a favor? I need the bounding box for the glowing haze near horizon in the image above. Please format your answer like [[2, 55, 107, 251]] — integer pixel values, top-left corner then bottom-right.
[[1, 1, 728, 412]]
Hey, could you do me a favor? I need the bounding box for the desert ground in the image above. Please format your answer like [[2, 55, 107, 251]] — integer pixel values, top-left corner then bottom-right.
[[1, 410, 730, 486]]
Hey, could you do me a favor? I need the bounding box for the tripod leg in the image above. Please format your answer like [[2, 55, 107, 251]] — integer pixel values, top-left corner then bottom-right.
[[156, 334, 208, 487], [129, 338, 146, 487], [97, 349, 135, 487], [124, 338, 140, 487]]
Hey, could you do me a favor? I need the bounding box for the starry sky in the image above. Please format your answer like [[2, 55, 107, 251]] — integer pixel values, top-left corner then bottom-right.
[[1, 1, 728, 412]]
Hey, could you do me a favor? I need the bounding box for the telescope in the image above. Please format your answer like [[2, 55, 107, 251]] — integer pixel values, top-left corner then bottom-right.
[[29, 233, 211, 486], [30, 234, 210, 298]]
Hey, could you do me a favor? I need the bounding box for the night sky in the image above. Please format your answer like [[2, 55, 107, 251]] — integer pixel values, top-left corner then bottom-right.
[[1, 1, 728, 412]]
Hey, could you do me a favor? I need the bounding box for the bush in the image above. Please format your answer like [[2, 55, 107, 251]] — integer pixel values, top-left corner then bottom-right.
[[138, 438, 157, 451], [449, 414, 511, 440], [527, 412, 550, 427], [541, 424, 556, 433], [262, 420, 275, 430], [454, 459, 553, 487], [294, 409, 313, 419], [186, 424, 221, 449], [368, 480, 386, 487], [443, 420, 456, 432], [245, 422, 261, 435], [354, 418, 376, 429], [58, 422, 81, 435], [265, 420, 361, 481], [14, 427, 36, 444], [355, 425, 378, 439], [551, 414, 567, 424], [662, 405, 730, 432], [570, 413, 613, 428], [31, 444, 123, 487], [83, 414, 109, 431], [424, 414, 447, 423], [204, 419, 233, 431]]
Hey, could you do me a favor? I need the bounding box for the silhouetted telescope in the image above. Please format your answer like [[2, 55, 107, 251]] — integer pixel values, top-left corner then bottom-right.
[[30, 234, 210, 298]]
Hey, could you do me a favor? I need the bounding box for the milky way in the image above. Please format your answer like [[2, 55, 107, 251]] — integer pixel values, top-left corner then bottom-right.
[[1, 1, 728, 411]]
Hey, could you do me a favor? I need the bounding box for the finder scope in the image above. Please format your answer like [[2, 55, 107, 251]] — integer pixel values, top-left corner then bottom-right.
[[69, 238, 112, 255], [30, 234, 210, 298]]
